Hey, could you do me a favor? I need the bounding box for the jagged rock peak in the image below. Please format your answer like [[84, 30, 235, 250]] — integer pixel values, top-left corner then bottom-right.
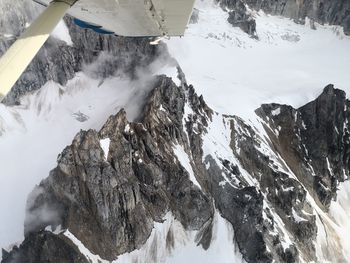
[[3, 80, 350, 263], [4, 75, 213, 262]]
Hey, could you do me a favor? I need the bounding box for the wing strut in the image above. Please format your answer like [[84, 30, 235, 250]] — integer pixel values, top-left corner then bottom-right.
[[0, 1, 72, 101]]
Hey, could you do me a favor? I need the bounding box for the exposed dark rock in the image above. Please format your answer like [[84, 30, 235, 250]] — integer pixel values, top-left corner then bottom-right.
[[216, 0, 258, 37], [1, 231, 88, 263]]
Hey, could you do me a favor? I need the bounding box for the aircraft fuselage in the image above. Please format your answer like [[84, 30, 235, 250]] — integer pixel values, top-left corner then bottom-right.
[[34, 0, 196, 37]]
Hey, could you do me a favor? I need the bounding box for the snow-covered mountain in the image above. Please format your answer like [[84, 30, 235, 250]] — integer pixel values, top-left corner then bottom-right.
[[1, 0, 350, 262]]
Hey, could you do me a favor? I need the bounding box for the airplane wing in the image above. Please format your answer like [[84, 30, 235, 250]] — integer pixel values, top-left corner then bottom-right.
[[0, 0, 196, 101], [0, 1, 72, 101], [36, 0, 196, 37]]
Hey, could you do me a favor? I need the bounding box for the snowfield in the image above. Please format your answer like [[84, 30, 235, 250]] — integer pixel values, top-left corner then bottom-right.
[[1, 0, 350, 261], [166, 0, 350, 120]]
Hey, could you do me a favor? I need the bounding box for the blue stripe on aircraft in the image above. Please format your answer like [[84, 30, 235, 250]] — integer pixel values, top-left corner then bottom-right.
[[92, 28, 114, 35], [73, 18, 115, 35], [73, 18, 101, 29]]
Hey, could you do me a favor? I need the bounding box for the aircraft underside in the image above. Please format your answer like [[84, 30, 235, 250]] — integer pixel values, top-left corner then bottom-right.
[[34, 0, 196, 37]]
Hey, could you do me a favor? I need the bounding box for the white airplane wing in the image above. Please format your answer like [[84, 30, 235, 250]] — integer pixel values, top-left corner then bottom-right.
[[0, 1, 72, 100], [0, 0, 195, 101], [36, 0, 196, 37]]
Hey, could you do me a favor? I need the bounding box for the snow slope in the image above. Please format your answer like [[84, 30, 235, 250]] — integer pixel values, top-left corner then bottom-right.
[[166, 0, 350, 120], [329, 181, 350, 261]]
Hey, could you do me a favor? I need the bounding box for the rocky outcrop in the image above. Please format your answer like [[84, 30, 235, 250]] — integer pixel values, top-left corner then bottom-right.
[[217, 0, 258, 37], [217, 0, 350, 36], [1, 231, 88, 263]]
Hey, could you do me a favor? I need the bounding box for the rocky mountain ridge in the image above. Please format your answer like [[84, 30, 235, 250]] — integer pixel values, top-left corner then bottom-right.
[[2, 72, 350, 262]]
